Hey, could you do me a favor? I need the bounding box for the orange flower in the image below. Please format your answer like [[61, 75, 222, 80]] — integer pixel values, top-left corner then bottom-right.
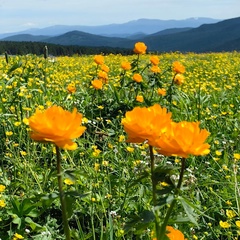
[[94, 55, 104, 65], [172, 61, 185, 74], [28, 106, 86, 150], [150, 55, 160, 65], [150, 65, 161, 73], [151, 226, 184, 240], [166, 226, 185, 240], [98, 71, 108, 83], [157, 88, 166, 96], [67, 83, 76, 94], [174, 74, 184, 85], [91, 79, 103, 90], [133, 42, 147, 54], [121, 61, 131, 71], [136, 95, 144, 102], [133, 73, 143, 83], [121, 104, 172, 143], [101, 64, 110, 73], [153, 121, 210, 158]]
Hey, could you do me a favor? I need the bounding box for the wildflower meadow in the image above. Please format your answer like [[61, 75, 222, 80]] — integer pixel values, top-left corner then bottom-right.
[[0, 43, 239, 240]]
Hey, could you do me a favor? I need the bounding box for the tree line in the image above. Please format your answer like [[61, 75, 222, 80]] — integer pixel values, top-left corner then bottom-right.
[[0, 41, 133, 56]]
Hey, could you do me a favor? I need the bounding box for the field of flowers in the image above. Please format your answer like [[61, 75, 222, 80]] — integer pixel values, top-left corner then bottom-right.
[[0, 43, 239, 240]]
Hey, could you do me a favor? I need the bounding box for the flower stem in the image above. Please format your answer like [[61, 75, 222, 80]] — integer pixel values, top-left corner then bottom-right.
[[168, 73, 176, 111], [149, 146, 161, 239], [56, 146, 71, 240], [158, 158, 186, 239]]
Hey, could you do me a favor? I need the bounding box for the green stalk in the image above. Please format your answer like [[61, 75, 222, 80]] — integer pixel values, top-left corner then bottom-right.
[[197, 78, 201, 121], [56, 146, 71, 240], [158, 158, 186, 239], [168, 73, 176, 111], [149, 146, 161, 239]]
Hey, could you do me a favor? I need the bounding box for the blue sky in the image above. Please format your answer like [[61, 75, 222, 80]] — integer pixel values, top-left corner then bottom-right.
[[0, 0, 239, 33]]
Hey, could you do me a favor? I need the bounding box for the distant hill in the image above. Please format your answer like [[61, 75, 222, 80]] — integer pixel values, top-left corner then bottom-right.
[[40, 31, 130, 47], [142, 16, 240, 52], [2, 34, 49, 42], [0, 17, 220, 39], [1, 17, 239, 53]]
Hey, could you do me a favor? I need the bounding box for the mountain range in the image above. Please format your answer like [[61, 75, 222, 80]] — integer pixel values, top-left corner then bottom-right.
[[1, 17, 240, 53]]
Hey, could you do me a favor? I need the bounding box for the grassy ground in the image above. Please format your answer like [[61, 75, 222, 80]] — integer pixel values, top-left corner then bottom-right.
[[0, 50, 239, 239]]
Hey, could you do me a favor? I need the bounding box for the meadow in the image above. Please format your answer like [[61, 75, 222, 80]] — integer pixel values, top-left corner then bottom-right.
[[0, 43, 239, 240]]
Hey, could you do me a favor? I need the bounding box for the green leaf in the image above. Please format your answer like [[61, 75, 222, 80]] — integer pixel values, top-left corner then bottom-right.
[[12, 216, 21, 226], [124, 210, 155, 233], [65, 191, 90, 198], [25, 217, 43, 231], [128, 171, 149, 188], [178, 196, 199, 226]]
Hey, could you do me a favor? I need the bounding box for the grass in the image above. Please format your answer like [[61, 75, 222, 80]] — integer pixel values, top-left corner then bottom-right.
[[0, 49, 239, 240]]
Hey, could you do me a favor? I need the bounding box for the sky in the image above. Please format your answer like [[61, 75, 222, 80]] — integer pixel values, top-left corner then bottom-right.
[[0, 0, 239, 33]]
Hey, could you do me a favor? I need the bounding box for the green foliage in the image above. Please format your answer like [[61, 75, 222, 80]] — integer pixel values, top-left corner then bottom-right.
[[0, 51, 239, 239]]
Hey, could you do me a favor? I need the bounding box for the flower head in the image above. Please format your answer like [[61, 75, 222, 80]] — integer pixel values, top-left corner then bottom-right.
[[122, 104, 172, 143], [219, 220, 231, 228], [67, 83, 76, 94], [153, 121, 210, 158], [172, 61, 185, 74], [150, 55, 160, 65], [94, 55, 104, 65], [133, 42, 147, 54], [0, 199, 6, 208], [150, 65, 161, 73], [101, 64, 110, 73], [0, 184, 6, 193], [132, 73, 143, 83], [166, 226, 185, 240], [13, 233, 24, 240], [28, 106, 86, 150], [136, 95, 144, 102], [157, 88, 166, 96], [91, 79, 103, 90], [121, 61, 131, 71], [98, 71, 108, 83], [64, 178, 75, 185], [174, 74, 184, 85], [152, 226, 184, 240]]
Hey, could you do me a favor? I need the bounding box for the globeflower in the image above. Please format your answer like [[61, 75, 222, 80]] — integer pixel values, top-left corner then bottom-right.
[[121, 61, 131, 71], [101, 64, 110, 73], [133, 42, 147, 54], [166, 226, 185, 240], [150, 55, 160, 65], [98, 71, 108, 83], [172, 61, 185, 74], [152, 121, 210, 158], [174, 74, 184, 85], [157, 88, 167, 96], [67, 83, 76, 94], [136, 95, 144, 102], [94, 55, 104, 65], [132, 73, 143, 83], [152, 226, 184, 240], [28, 106, 86, 150], [121, 104, 172, 143], [150, 65, 161, 73], [91, 79, 103, 90]]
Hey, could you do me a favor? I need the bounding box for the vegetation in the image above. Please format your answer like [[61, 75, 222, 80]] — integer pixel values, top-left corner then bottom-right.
[[0, 43, 239, 240], [0, 41, 132, 56]]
